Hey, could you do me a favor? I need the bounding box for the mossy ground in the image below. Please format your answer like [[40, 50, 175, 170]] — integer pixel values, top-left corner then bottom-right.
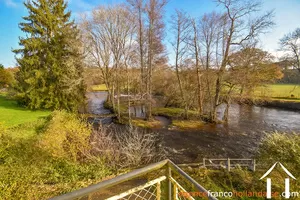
[[172, 120, 204, 130]]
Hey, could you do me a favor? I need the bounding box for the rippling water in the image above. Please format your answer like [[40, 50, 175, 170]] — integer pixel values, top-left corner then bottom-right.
[[86, 92, 300, 162], [163, 104, 300, 163]]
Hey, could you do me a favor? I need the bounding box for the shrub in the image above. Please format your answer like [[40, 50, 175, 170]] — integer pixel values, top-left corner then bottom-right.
[[0, 123, 11, 164], [91, 126, 165, 169], [258, 131, 300, 176], [116, 126, 165, 168], [39, 110, 92, 162], [90, 127, 120, 169], [0, 119, 112, 199]]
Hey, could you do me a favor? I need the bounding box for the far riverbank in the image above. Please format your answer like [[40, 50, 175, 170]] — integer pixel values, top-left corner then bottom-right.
[[237, 97, 300, 111]]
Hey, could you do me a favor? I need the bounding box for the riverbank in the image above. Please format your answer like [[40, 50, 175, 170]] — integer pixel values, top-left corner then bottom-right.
[[127, 107, 205, 130], [237, 97, 300, 111], [0, 95, 115, 199], [86, 91, 300, 164]]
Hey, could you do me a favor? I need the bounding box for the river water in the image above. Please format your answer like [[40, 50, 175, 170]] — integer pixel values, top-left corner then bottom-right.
[[87, 92, 300, 163], [164, 104, 300, 163]]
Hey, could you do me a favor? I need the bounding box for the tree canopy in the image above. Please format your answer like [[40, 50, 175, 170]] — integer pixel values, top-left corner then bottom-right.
[[0, 64, 14, 88], [280, 28, 300, 73], [14, 0, 85, 111]]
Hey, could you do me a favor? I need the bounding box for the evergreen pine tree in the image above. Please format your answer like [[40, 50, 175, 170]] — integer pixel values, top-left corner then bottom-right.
[[14, 0, 85, 111]]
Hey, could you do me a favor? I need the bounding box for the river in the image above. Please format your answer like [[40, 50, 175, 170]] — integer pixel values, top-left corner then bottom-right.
[[87, 92, 300, 163]]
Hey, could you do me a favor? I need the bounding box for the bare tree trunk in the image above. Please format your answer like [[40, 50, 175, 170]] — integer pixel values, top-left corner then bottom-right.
[[126, 63, 132, 126], [138, 3, 146, 103], [223, 99, 230, 122], [174, 27, 188, 119], [175, 61, 188, 119], [191, 19, 203, 117], [146, 22, 153, 120], [213, 17, 234, 122], [116, 67, 121, 121], [223, 85, 233, 122], [171, 10, 191, 119]]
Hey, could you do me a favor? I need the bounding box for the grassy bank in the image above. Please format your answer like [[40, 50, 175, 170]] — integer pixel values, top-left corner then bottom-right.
[[255, 84, 300, 102], [152, 107, 199, 119], [0, 95, 113, 199], [0, 94, 50, 128], [91, 84, 108, 91], [171, 120, 204, 130]]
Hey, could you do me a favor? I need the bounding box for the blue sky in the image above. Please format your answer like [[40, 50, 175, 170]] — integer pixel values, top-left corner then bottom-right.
[[1, 0, 300, 67]]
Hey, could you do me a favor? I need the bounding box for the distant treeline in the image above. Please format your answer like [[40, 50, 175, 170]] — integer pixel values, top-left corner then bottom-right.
[[277, 69, 300, 84]]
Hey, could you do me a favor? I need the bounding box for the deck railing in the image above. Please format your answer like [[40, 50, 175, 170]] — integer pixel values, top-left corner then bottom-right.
[[50, 159, 218, 200], [178, 158, 256, 172]]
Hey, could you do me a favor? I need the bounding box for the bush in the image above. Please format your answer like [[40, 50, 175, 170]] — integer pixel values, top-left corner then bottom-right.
[[0, 116, 112, 199], [39, 110, 92, 162], [91, 126, 165, 169], [0, 123, 11, 164], [116, 126, 165, 168], [258, 131, 300, 176]]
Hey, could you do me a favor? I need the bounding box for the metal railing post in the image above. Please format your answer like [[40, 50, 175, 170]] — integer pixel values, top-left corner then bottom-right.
[[168, 160, 218, 200], [167, 162, 172, 200]]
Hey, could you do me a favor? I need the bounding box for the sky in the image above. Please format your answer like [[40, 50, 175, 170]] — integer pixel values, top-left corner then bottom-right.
[[1, 0, 300, 67]]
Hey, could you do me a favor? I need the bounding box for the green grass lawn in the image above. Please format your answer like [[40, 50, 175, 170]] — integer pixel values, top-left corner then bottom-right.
[[255, 84, 300, 101], [0, 94, 50, 127]]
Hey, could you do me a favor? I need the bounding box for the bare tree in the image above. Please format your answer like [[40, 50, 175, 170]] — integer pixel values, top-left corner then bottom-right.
[[144, 0, 167, 119], [170, 10, 191, 119], [212, 0, 274, 122], [190, 19, 203, 117], [81, 5, 136, 121], [195, 12, 223, 118], [280, 28, 300, 73], [127, 0, 147, 101], [127, 0, 167, 120]]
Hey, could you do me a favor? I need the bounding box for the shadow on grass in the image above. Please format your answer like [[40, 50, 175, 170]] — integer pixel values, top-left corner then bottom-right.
[[0, 94, 50, 114]]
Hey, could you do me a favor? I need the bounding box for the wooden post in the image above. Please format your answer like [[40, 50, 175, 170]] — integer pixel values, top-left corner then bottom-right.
[[227, 158, 231, 172], [203, 158, 206, 168], [253, 159, 256, 172], [156, 182, 161, 200], [173, 184, 178, 200]]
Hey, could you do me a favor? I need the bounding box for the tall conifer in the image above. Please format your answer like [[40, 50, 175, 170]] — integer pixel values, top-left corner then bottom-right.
[[14, 0, 85, 111]]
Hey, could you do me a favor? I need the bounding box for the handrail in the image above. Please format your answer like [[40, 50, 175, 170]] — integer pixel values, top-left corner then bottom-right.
[[168, 160, 218, 200], [50, 159, 168, 200], [50, 159, 217, 200]]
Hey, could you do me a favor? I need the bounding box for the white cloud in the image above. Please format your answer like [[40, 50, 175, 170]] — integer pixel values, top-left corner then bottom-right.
[[2, 0, 18, 7]]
